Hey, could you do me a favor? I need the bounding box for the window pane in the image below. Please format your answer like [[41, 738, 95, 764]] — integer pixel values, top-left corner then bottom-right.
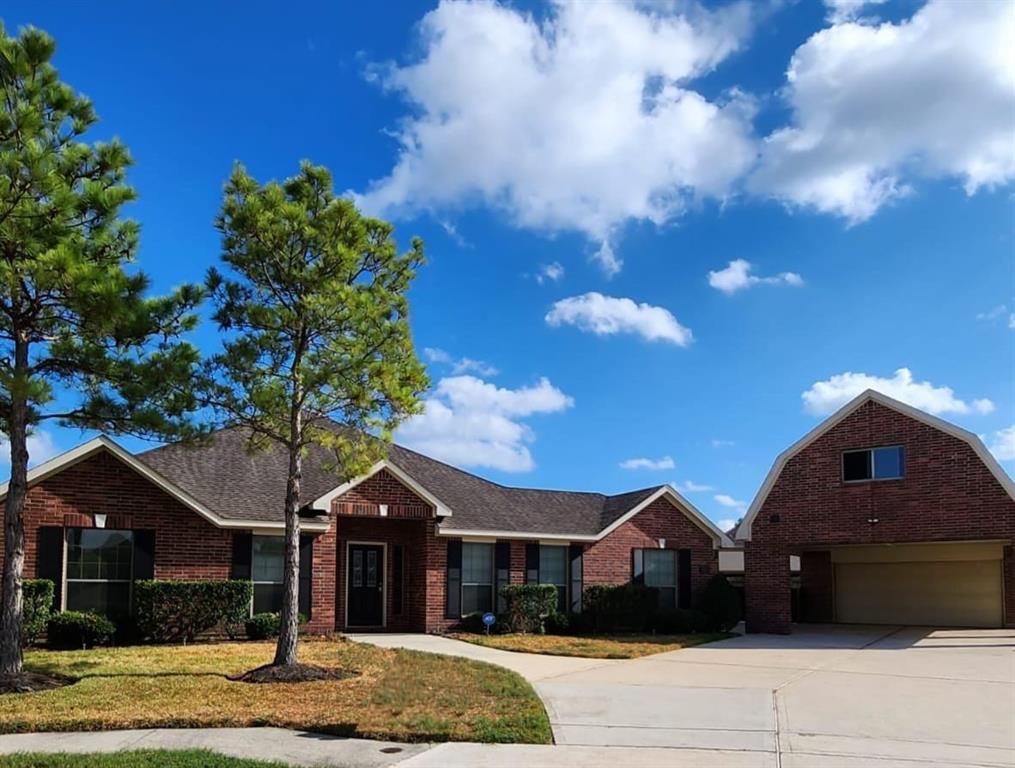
[[873, 446, 904, 479], [66, 581, 131, 618], [462, 584, 493, 615], [252, 537, 285, 582], [538, 546, 567, 586], [462, 543, 493, 585], [66, 529, 133, 582], [843, 450, 872, 481], [644, 550, 676, 588], [253, 582, 284, 614]]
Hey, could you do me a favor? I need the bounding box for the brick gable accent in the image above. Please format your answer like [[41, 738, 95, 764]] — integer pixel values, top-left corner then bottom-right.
[[745, 400, 1015, 633]]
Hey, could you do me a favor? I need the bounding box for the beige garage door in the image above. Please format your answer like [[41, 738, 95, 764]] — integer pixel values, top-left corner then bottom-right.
[[834, 559, 1003, 627]]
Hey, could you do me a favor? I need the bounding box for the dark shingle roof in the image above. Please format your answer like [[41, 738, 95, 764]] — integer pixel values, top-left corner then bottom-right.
[[138, 425, 665, 536]]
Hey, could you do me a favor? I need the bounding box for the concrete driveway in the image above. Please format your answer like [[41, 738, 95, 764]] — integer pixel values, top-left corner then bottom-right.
[[354, 626, 1015, 767]]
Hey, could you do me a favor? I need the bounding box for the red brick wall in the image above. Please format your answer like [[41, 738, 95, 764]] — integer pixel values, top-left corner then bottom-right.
[[584, 496, 717, 602], [745, 400, 1015, 632]]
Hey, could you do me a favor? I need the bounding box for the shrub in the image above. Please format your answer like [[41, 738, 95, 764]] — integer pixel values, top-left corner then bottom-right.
[[21, 579, 54, 647], [47, 611, 115, 649], [500, 584, 558, 634], [695, 574, 743, 631], [583, 583, 658, 632], [134, 580, 253, 643], [543, 610, 570, 635], [244, 611, 307, 640]]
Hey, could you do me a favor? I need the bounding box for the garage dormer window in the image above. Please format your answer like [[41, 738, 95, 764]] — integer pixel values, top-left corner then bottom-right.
[[843, 446, 905, 482]]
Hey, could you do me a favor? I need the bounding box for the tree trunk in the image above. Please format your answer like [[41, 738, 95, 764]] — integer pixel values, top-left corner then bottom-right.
[[0, 335, 30, 677], [273, 408, 302, 667]]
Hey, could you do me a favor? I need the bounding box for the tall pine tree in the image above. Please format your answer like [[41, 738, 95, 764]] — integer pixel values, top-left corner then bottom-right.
[[0, 26, 203, 679], [203, 162, 427, 669]]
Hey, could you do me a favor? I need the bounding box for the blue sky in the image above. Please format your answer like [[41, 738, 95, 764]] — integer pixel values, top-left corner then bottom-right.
[[3, 0, 1014, 531]]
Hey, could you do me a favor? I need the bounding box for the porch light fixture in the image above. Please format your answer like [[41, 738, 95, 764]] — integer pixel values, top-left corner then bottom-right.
[[94, 513, 107, 529], [379, 504, 388, 517], [657, 538, 666, 549]]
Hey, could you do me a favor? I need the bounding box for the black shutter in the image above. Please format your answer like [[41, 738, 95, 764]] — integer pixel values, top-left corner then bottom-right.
[[231, 532, 252, 580], [445, 538, 462, 618], [632, 548, 644, 584], [299, 535, 313, 619], [677, 549, 692, 609], [36, 527, 64, 611], [569, 544, 583, 613], [132, 530, 155, 583], [494, 541, 510, 613], [392, 545, 404, 616], [525, 543, 539, 584]]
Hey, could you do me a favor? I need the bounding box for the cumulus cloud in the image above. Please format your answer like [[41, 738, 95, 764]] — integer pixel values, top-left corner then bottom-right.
[[0, 430, 60, 472], [714, 493, 747, 510], [355, 0, 757, 275], [986, 424, 1015, 463], [620, 456, 675, 471], [716, 518, 739, 532], [823, 0, 888, 24], [535, 262, 565, 285], [801, 368, 995, 416], [397, 375, 573, 472], [976, 304, 1015, 330], [546, 293, 692, 346], [752, 0, 1015, 222], [423, 347, 499, 377], [676, 480, 714, 492], [707, 259, 803, 294]]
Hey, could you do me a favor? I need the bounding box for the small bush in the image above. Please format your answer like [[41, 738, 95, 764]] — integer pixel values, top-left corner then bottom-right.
[[47, 611, 115, 650], [500, 584, 558, 634], [21, 579, 54, 647], [134, 580, 253, 643], [583, 584, 658, 632], [244, 611, 307, 640], [543, 610, 570, 635], [695, 574, 742, 631]]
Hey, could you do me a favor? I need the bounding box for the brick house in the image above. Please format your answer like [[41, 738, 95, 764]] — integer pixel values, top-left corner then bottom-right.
[[736, 390, 1015, 633], [0, 424, 730, 633]]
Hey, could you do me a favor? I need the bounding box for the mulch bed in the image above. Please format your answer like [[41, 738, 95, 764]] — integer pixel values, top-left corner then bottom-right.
[[231, 663, 357, 684], [0, 671, 74, 695]]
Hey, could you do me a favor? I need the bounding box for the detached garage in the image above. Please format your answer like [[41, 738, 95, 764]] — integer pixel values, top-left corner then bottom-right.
[[832, 542, 1005, 628]]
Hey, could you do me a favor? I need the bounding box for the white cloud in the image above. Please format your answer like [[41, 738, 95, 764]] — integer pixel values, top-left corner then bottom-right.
[[707, 259, 803, 294], [823, 0, 888, 24], [1010, 314, 1015, 331], [620, 456, 675, 471], [711, 438, 735, 448], [986, 424, 1015, 463], [976, 304, 1015, 331], [535, 262, 565, 285], [354, 0, 757, 275], [0, 430, 60, 470], [423, 347, 499, 377], [397, 375, 573, 472], [714, 493, 747, 510], [802, 368, 995, 417], [438, 219, 470, 248], [546, 293, 692, 346], [715, 517, 739, 532], [752, 0, 1015, 222], [677, 479, 714, 493]]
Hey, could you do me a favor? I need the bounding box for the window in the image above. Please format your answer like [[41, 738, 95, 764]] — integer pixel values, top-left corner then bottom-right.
[[843, 446, 905, 482], [644, 549, 677, 610], [461, 542, 494, 615], [252, 536, 285, 614], [65, 528, 134, 617], [538, 545, 568, 613]]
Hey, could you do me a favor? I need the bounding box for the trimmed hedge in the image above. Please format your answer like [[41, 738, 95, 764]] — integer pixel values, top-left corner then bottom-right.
[[22, 579, 54, 647], [501, 584, 558, 634], [695, 574, 742, 631], [244, 611, 307, 640], [135, 580, 253, 643], [582, 583, 658, 632], [47, 611, 115, 649]]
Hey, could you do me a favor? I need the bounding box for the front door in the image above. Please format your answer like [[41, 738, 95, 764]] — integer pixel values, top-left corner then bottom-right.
[[347, 544, 384, 627]]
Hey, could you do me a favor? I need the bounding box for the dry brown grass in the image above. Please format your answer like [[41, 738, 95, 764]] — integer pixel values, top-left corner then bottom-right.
[[452, 632, 731, 659], [0, 638, 550, 744]]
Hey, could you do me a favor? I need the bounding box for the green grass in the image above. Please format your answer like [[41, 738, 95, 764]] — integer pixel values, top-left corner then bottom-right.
[[1, 639, 550, 744], [0, 750, 287, 767], [451, 632, 732, 659]]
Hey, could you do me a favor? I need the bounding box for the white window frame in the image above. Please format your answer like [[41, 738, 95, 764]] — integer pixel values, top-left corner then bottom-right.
[[460, 541, 495, 616], [643, 548, 678, 610], [538, 543, 569, 613], [251, 534, 285, 616], [63, 527, 134, 614], [842, 445, 905, 484]]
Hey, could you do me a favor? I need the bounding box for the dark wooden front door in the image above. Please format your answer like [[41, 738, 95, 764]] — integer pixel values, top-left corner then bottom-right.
[[347, 544, 384, 627]]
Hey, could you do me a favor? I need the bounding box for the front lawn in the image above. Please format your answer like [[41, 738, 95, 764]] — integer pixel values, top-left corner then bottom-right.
[[1, 638, 550, 744], [0, 750, 287, 768], [451, 632, 731, 659]]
